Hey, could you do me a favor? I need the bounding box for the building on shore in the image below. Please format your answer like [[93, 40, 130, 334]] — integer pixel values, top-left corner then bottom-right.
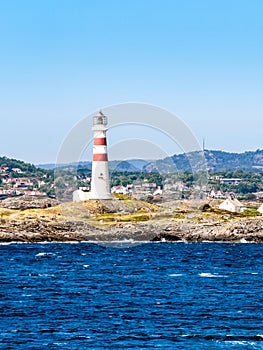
[[219, 195, 246, 213], [258, 204, 263, 215], [111, 185, 130, 195], [220, 178, 242, 185], [73, 187, 90, 202], [254, 191, 263, 200]]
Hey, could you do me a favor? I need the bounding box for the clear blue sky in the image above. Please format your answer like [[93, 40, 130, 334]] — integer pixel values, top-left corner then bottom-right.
[[1, 0, 262, 163]]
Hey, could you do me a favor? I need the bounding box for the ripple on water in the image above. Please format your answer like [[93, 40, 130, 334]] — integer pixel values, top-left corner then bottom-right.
[[0, 242, 262, 349]]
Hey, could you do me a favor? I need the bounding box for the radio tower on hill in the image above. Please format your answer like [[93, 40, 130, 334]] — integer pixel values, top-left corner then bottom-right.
[[89, 111, 113, 200]]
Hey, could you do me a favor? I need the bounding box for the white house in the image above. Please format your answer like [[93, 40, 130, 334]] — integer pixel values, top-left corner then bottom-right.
[[153, 187, 163, 196], [73, 188, 90, 202], [219, 196, 246, 213], [12, 168, 23, 174], [258, 204, 263, 215], [111, 185, 129, 195], [220, 178, 242, 185], [209, 189, 225, 199]]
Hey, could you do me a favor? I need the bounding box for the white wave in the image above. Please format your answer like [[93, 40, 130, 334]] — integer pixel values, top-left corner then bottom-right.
[[0, 242, 29, 245], [223, 341, 256, 346], [199, 272, 227, 278], [83, 265, 90, 268], [76, 336, 90, 339], [79, 240, 185, 244], [35, 252, 55, 257], [35, 252, 45, 256], [169, 273, 183, 277]]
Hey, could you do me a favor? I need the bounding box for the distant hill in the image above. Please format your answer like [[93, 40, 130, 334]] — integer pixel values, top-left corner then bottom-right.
[[124, 159, 149, 171], [109, 159, 149, 172], [39, 161, 93, 171], [0, 156, 46, 174], [37, 163, 56, 170], [38, 150, 263, 173], [204, 150, 263, 171], [109, 160, 141, 172], [143, 150, 263, 173], [38, 159, 149, 172]]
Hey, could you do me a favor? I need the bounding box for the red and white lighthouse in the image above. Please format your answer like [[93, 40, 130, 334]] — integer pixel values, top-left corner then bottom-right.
[[89, 111, 113, 200]]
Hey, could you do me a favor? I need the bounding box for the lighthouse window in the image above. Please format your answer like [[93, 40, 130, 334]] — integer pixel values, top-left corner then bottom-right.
[[100, 173, 103, 176]]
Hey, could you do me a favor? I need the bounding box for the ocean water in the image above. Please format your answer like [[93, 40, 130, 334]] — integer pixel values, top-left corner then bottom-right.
[[0, 242, 262, 349]]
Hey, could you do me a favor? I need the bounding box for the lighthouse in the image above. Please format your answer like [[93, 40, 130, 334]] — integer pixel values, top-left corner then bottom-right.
[[89, 111, 113, 200]]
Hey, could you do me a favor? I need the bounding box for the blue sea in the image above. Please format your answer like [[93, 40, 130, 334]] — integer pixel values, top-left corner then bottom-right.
[[0, 242, 262, 349]]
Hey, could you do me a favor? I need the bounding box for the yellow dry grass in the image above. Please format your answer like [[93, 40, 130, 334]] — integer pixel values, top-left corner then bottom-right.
[[0, 199, 260, 226], [0, 208, 15, 218]]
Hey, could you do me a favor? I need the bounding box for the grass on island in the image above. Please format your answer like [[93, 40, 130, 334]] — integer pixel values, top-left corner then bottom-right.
[[0, 208, 15, 219], [0, 206, 63, 225], [92, 211, 151, 223], [0, 198, 262, 227]]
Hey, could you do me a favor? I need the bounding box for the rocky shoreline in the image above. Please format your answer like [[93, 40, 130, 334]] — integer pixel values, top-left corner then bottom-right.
[[0, 215, 263, 244], [0, 197, 263, 243]]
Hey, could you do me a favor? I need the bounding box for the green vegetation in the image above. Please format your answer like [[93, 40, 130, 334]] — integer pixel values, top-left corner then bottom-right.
[[1, 154, 263, 199], [209, 170, 263, 195], [0, 156, 54, 196], [0, 156, 53, 178], [93, 211, 151, 223], [110, 171, 163, 187], [241, 208, 261, 217], [152, 149, 263, 173]]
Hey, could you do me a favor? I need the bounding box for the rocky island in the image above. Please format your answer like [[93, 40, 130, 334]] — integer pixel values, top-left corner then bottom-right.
[[0, 196, 263, 243]]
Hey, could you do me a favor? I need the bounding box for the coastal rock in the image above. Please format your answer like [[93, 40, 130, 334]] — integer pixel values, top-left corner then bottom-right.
[[0, 198, 263, 243], [0, 196, 59, 209]]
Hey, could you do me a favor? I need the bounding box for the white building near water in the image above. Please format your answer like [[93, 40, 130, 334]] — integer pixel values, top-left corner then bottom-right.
[[73, 188, 90, 202], [219, 196, 246, 213], [258, 204, 263, 215], [111, 185, 129, 195]]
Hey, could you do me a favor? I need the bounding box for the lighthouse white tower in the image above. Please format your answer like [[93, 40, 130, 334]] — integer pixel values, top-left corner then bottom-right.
[[89, 111, 113, 200]]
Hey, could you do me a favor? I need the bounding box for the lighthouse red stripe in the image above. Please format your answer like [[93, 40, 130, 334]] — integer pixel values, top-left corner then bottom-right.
[[93, 153, 108, 161], [94, 137, 107, 145]]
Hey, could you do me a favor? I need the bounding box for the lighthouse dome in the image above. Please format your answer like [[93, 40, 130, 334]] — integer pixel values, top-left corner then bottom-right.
[[93, 111, 107, 126]]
